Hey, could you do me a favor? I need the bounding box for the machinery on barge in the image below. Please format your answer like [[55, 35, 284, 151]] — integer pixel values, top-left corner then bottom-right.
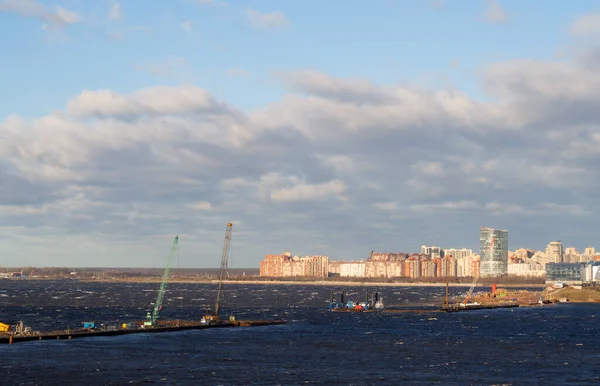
[[329, 287, 384, 312]]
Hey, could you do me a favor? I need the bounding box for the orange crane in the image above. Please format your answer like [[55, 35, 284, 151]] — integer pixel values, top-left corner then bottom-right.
[[463, 237, 496, 305]]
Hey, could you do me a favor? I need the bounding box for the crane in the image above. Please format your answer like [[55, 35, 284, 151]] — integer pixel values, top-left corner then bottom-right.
[[201, 223, 233, 325], [463, 237, 495, 305], [144, 235, 179, 327]]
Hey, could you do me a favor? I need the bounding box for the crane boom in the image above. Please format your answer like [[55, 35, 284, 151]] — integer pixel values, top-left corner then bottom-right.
[[145, 235, 179, 326], [463, 237, 495, 305], [214, 223, 233, 318]]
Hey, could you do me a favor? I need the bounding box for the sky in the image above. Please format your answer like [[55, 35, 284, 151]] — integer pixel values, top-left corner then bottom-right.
[[1, 0, 600, 268]]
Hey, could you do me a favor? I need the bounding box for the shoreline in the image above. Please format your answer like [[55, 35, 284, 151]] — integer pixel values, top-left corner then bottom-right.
[[217, 280, 545, 288], [20, 278, 544, 288]]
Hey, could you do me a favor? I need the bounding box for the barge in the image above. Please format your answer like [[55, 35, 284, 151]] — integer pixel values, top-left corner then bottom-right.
[[329, 287, 384, 312], [442, 303, 520, 312], [0, 319, 287, 345]]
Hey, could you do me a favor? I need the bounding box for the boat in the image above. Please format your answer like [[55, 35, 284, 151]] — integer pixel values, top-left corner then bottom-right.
[[329, 287, 384, 312]]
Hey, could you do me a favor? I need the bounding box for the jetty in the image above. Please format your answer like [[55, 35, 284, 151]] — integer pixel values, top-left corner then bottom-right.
[[0, 319, 287, 345]]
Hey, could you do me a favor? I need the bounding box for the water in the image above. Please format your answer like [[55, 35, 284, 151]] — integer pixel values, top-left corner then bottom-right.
[[0, 280, 599, 385]]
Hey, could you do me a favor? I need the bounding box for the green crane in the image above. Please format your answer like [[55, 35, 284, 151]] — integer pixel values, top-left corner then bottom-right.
[[144, 235, 179, 327]]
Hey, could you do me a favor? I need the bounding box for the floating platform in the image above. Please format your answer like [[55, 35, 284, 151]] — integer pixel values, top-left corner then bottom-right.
[[383, 309, 442, 314], [0, 319, 287, 345], [442, 303, 519, 312]]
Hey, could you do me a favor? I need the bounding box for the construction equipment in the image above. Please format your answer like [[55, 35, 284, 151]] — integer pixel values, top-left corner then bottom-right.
[[201, 223, 233, 325], [463, 237, 496, 305], [330, 250, 384, 311], [144, 235, 179, 327]]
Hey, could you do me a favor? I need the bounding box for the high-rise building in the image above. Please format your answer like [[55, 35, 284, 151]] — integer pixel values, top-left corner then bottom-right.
[[420, 245, 441, 258], [479, 227, 508, 277], [546, 241, 564, 263]]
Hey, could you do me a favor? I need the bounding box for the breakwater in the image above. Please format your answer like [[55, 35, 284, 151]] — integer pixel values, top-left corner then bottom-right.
[[0, 319, 287, 345]]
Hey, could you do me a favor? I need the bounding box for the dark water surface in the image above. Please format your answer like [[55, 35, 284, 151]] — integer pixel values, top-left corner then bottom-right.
[[0, 280, 599, 385]]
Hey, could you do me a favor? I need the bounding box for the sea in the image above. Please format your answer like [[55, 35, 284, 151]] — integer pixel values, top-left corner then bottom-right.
[[0, 280, 599, 385]]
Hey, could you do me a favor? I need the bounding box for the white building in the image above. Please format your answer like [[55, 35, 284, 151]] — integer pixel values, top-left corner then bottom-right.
[[508, 262, 546, 277], [421, 245, 441, 258], [546, 241, 564, 263], [443, 248, 473, 260], [340, 262, 366, 278]]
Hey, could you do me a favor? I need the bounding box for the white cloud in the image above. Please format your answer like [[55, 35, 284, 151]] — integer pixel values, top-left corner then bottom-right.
[[3, 45, 600, 266], [247, 8, 290, 29], [66, 86, 225, 119], [109, 2, 122, 21], [190, 201, 212, 210], [410, 201, 479, 213], [0, 0, 81, 27], [484, 0, 508, 24], [484, 202, 529, 216], [374, 202, 398, 212], [570, 13, 600, 37], [410, 162, 443, 175], [537, 203, 590, 217], [315, 155, 360, 174], [269, 179, 347, 202]]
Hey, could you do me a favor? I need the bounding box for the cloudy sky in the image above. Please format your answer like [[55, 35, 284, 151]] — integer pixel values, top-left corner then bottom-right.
[[1, 0, 600, 268]]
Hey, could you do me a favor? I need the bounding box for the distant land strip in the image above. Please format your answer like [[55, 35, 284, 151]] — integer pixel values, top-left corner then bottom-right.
[[42, 277, 543, 288]]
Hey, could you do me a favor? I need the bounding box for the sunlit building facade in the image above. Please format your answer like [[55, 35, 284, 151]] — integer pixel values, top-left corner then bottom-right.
[[479, 227, 508, 277]]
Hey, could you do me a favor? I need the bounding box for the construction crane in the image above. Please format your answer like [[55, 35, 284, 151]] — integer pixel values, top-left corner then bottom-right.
[[201, 223, 233, 325], [463, 237, 495, 305], [144, 235, 179, 327]]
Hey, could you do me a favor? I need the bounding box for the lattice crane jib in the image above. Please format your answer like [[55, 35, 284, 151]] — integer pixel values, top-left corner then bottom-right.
[[214, 223, 233, 318], [463, 237, 496, 304], [145, 235, 179, 326]]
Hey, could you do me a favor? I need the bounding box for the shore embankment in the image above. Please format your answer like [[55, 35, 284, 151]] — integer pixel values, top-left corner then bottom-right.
[[54, 278, 545, 288], [544, 287, 600, 303]]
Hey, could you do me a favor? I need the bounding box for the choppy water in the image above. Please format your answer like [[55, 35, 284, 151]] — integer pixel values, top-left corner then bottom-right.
[[0, 280, 599, 385]]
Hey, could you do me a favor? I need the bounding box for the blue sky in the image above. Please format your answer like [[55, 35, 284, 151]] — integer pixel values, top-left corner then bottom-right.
[[2, 0, 596, 117], [1, 0, 600, 268]]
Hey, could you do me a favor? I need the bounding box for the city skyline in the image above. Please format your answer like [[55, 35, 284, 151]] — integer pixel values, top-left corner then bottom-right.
[[2, 1, 600, 268]]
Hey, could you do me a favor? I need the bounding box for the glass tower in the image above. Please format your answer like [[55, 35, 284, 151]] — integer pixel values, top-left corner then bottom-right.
[[479, 227, 508, 277]]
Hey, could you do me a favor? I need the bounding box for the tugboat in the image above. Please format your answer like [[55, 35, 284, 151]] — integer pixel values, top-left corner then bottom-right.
[[329, 287, 384, 312]]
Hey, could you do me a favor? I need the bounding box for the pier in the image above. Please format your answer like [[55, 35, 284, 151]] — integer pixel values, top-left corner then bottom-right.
[[0, 319, 287, 345]]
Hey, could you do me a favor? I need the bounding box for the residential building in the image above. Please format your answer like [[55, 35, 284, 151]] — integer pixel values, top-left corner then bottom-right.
[[443, 248, 473, 260], [564, 247, 578, 256], [514, 248, 534, 260], [456, 255, 480, 277], [421, 260, 436, 278], [340, 262, 365, 278], [507, 262, 545, 277], [260, 252, 328, 278], [421, 245, 442, 258], [259, 253, 290, 277], [440, 256, 457, 277], [546, 241, 564, 263]]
